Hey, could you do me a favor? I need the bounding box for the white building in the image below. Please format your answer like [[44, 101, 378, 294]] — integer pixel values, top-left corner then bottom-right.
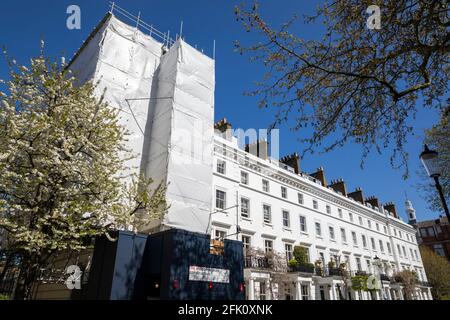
[[210, 129, 432, 300], [69, 7, 432, 300]]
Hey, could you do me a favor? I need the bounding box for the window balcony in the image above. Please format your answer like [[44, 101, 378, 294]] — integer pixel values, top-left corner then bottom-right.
[[288, 263, 315, 274], [418, 280, 431, 287], [244, 255, 270, 269], [380, 273, 391, 282]]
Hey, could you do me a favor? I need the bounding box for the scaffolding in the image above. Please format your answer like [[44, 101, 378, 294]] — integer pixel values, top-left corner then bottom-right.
[[108, 1, 175, 48]]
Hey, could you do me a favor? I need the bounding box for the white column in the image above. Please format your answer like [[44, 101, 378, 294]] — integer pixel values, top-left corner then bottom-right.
[[330, 283, 336, 300], [295, 281, 302, 300], [265, 279, 271, 300], [385, 287, 392, 300], [248, 278, 255, 300], [391, 289, 396, 300], [427, 288, 433, 300], [310, 282, 316, 300], [398, 289, 404, 300]]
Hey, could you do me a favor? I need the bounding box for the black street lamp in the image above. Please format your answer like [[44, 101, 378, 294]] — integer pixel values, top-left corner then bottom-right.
[[420, 145, 450, 222], [372, 255, 384, 300]]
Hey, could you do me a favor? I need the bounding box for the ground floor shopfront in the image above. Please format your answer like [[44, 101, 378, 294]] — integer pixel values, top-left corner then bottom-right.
[[244, 269, 433, 300]]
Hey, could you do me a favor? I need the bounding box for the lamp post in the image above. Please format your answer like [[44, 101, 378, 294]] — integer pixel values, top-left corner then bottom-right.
[[373, 256, 384, 300], [419, 145, 450, 222]]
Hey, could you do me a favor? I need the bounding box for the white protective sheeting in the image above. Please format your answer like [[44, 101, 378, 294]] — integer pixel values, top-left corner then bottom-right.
[[142, 39, 215, 234], [69, 15, 163, 179], [70, 14, 215, 234]]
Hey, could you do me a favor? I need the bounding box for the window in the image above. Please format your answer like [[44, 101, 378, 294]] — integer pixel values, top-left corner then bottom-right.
[[340, 228, 347, 243], [301, 285, 309, 300], [217, 160, 226, 174], [362, 235, 367, 248], [352, 231, 358, 246], [326, 205, 331, 214], [349, 213, 353, 222], [387, 242, 392, 254], [393, 228, 397, 236], [379, 240, 384, 253], [433, 244, 445, 256], [215, 189, 226, 209], [376, 223, 380, 231], [282, 210, 290, 228], [240, 197, 250, 218], [313, 200, 318, 210], [410, 248, 414, 260], [436, 225, 442, 234], [242, 235, 251, 254], [281, 186, 287, 199], [414, 250, 419, 260], [259, 282, 266, 300], [298, 193, 304, 205], [344, 255, 350, 269], [371, 238, 376, 250], [356, 257, 362, 271], [358, 216, 363, 225], [299, 216, 307, 233], [366, 259, 371, 271], [399, 231, 403, 239], [329, 226, 335, 240], [420, 228, 427, 237], [315, 222, 322, 237], [402, 246, 407, 257], [240, 171, 249, 185], [214, 229, 226, 240], [367, 220, 372, 228], [285, 243, 293, 261], [383, 226, 387, 234], [264, 240, 273, 253], [302, 247, 311, 262], [263, 204, 272, 224], [397, 244, 402, 257], [426, 227, 435, 237], [338, 209, 343, 218], [262, 179, 270, 192], [319, 252, 326, 265]]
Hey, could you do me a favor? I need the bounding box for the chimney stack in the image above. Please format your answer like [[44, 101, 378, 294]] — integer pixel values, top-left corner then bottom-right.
[[348, 187, 365, 204], [280, 153, 300, 174], [310, 166, 327, 187], [384, 202, 398, 218], [365, 196, 380, 208], [245, 140, 269, 160], [329, 178, 347, 196], [214, 118, 232, 140]]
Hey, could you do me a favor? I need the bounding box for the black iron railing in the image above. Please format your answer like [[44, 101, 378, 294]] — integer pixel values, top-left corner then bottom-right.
[[244, 255, 270, 269], [289, 264, 315, 274], [380, 274, 391, 282]]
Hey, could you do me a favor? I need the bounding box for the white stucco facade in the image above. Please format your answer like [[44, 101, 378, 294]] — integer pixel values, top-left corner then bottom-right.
[[210, 134, 432, 300]]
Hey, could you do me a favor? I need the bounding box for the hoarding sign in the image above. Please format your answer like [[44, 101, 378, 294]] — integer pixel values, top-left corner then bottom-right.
[[188, 265, 230, 283]]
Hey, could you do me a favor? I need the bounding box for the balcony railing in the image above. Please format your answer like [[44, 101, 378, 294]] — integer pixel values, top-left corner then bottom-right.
[[288, 264, 315, 274], [244, 255, 270, 269], [418, 281, 432, 287], [380, 274, 391, 282]]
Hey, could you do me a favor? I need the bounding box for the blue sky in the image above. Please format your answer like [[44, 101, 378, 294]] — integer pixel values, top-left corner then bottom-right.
[[0, 0, 443, 221]]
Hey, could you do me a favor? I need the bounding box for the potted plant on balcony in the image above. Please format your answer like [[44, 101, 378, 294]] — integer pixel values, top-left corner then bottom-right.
[[288, 258, 298, 271], [291, 246, 315, 273], [328, 259, 336, 269], [314, 259, 323, 276]]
